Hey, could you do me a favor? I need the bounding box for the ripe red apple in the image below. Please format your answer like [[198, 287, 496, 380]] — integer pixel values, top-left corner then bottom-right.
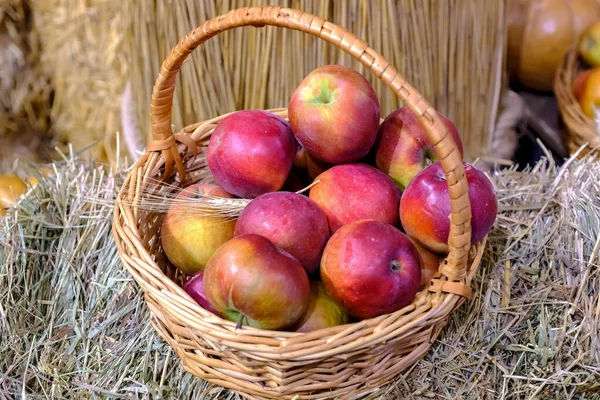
[[309, 164, 401, 233], [183, 270, 220, 316], [203, 234, 310, 330], [411, 240, 441, 291], [234, 192, 330, 274], [207, 110, 296, 198], [290, 282, 350, 333], [288, 65, 380, 164], [373, 107, 464, 190], [160, 183, 236, 276], [400, 162, 498, 254], [321, 220, 421, 320]]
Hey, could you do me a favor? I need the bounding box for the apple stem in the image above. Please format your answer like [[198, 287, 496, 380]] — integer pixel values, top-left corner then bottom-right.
[[390, 260, 402, 272], [235, 313, 245, 330], [296, 179, 321, 194]]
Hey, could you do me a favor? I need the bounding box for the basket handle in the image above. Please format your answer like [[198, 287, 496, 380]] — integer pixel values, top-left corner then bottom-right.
[[147, 6, 472, 281]]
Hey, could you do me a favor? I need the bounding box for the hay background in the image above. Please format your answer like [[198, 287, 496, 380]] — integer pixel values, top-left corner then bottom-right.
[[0, 0, 54, 174], [30, 0, 129, 168], [1, 148, 599, 399]]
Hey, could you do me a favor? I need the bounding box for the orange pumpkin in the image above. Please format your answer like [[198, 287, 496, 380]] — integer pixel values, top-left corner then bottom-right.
[[507, 0, 600, 91]]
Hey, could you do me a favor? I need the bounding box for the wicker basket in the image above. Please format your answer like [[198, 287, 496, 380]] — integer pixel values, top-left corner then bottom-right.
[[555, 47, 600, 157], [112, 6, 486, 399]]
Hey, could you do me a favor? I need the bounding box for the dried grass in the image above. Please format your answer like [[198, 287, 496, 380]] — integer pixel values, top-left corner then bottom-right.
[[1, 142, 599, 398], [124, 0, 505, 162]]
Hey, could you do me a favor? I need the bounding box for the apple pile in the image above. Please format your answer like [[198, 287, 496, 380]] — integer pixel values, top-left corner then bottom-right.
[[160, 64, 498, 332]]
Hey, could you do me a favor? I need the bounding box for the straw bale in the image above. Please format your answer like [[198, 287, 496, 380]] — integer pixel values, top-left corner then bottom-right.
[[30, 0, 129, 167], [0, 0, 54, 174], [1, 144, 599, 398], [124, 0, 506, 162]]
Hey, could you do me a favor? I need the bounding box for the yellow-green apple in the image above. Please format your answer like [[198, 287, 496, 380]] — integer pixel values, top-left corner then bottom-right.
[[290, 282, 350, 333], [373, 107, 464, 191], [288, 65, 380, 164], [183, 270, 220, 316], [400, 162, 497, 254], [234, 192, 330, 274], [320, 219, 421, 320], [203, 234, 310, 330], [411, 240, 441, 290], [309, 164, 401, 232], [207, 110, 296, 198], [160, 183, 236, 276]]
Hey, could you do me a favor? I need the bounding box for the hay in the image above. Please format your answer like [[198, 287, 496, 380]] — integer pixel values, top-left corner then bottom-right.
[[124, 0, 505, 162], [30, 0, 130, 167], [0, 0, 54, 174], [1, 147, 599, 398]]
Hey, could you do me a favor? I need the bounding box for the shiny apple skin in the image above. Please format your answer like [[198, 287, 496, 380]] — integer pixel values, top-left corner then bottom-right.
[[288, 65, 380, 164], [160, 183, 236, 276], [400, 162, 498, 253], [309, 163, 401, 233], [320, 220, 421, 320], [234, 191, 330, 274], [374, 107, 464, 191], [207, 110, 296, 198], [203, 234, 310, 330]]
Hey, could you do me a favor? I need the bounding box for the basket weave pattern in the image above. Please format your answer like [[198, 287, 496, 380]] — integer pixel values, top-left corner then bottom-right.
[[555, 47, 600, 156], [112, 7, 485, 399]]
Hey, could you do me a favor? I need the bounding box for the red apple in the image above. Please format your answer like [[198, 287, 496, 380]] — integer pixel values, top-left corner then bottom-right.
[[320, 219, 421, 320], [203, 234, 310, 330], [411, 240, 441, 291], [207, 110, 296, 198], [374, 107, 464, 190], [234, 192, 330, 274], [309, 164, 401, 233], [183, 270, 220, 316], [288, 65, 380, 164], [400, 162, 498, 254], [290, 282, 350, 333], [160, 183, 236, 276]]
